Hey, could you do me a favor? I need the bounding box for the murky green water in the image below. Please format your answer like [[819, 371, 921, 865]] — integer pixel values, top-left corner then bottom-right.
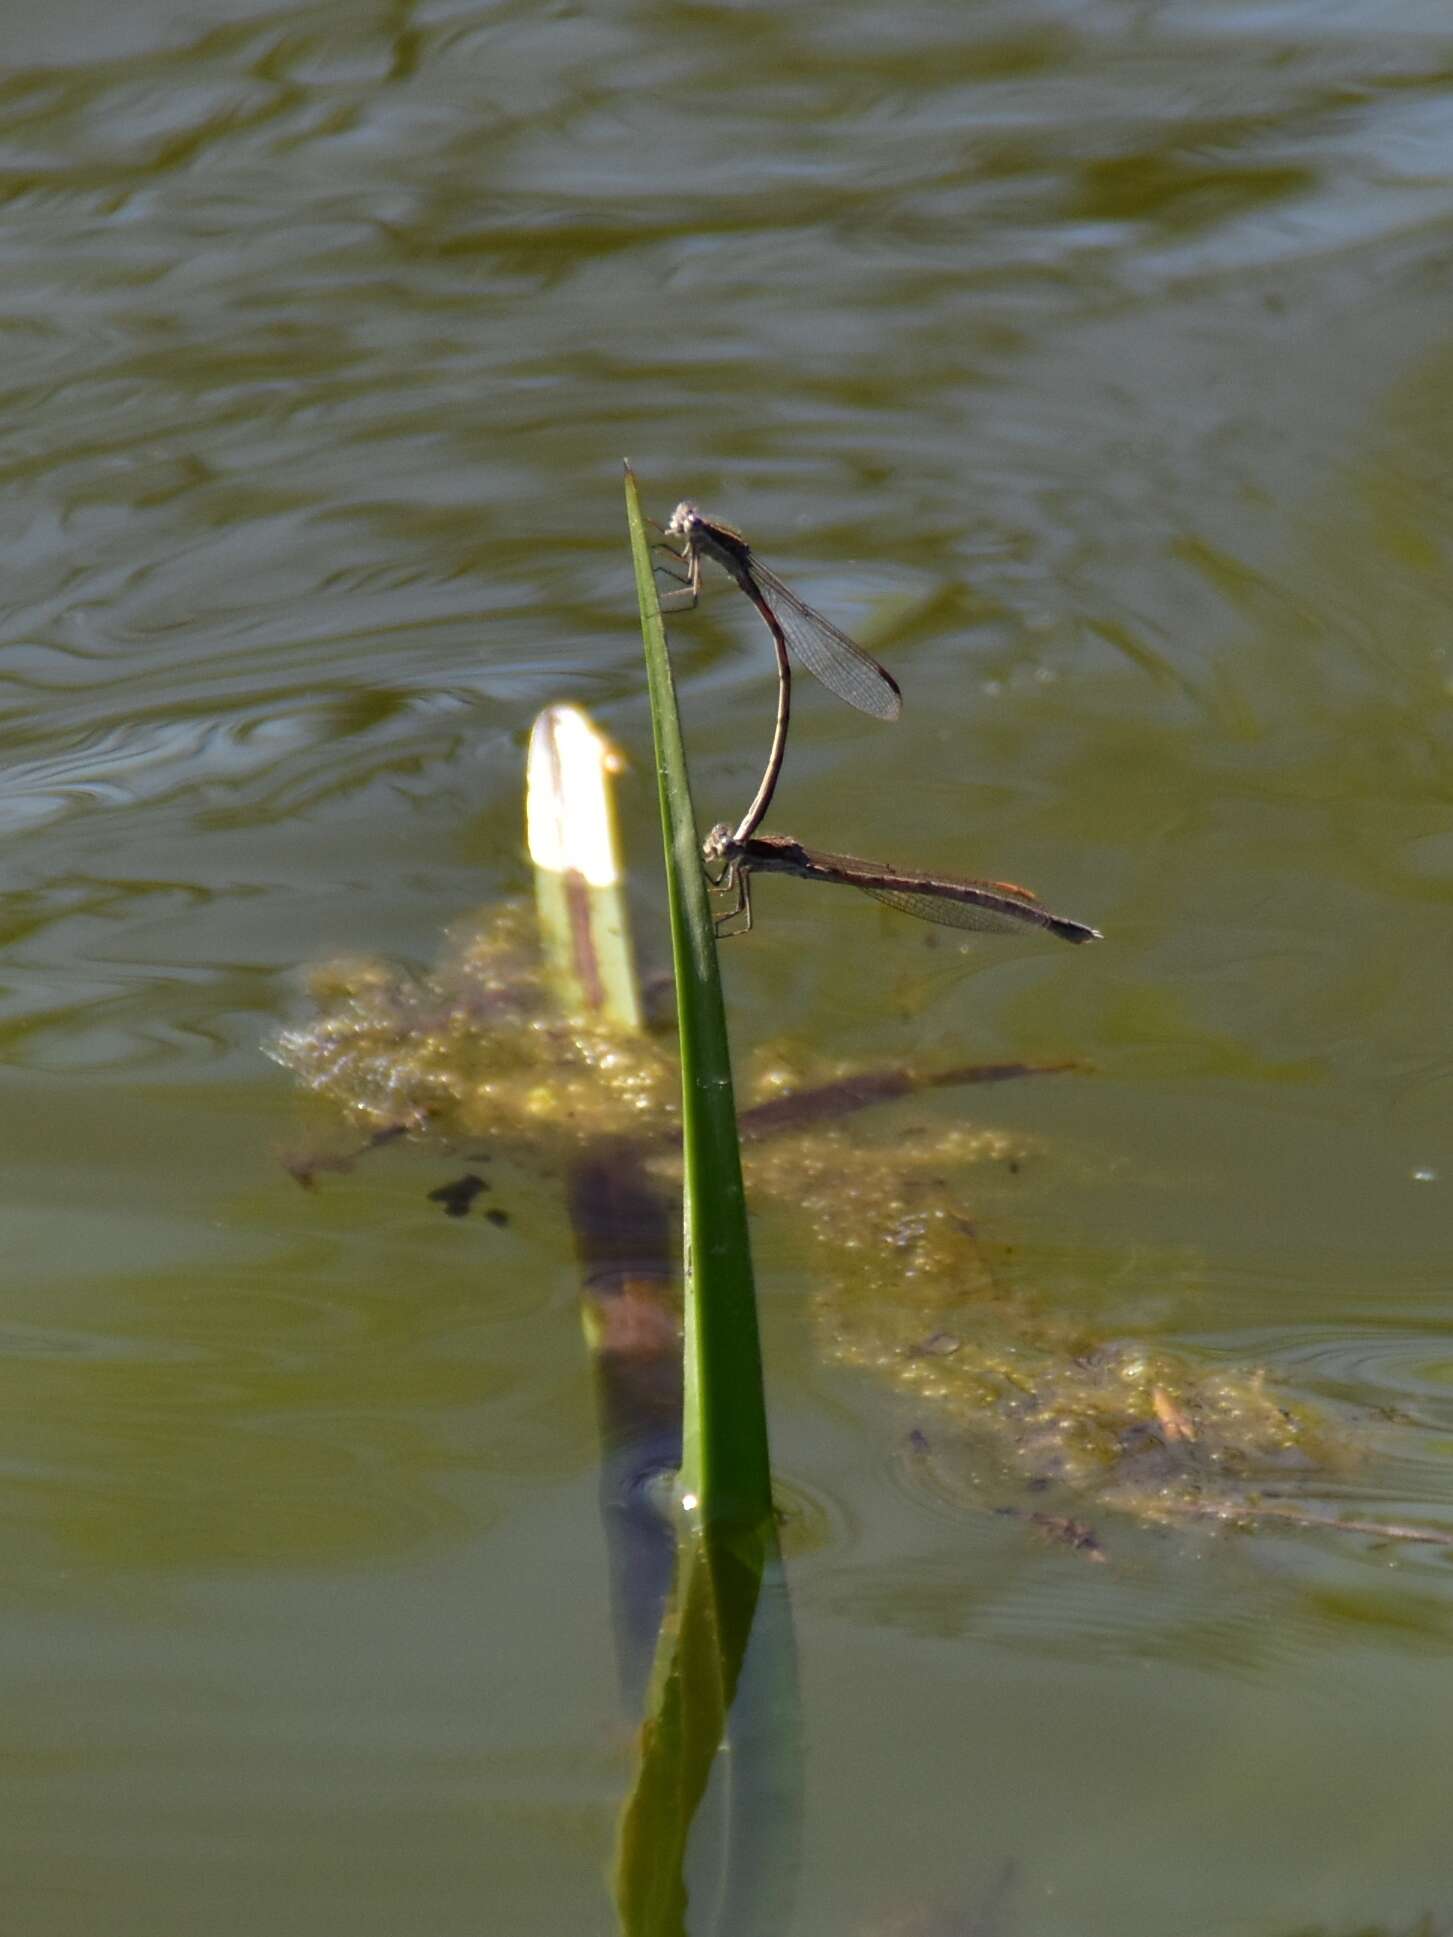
[[5, 1, 1453, 1930]]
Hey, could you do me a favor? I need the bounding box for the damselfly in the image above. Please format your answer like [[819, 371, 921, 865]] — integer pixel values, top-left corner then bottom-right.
[[702, 825, 1101, 946], [655, 502, 902, 844]]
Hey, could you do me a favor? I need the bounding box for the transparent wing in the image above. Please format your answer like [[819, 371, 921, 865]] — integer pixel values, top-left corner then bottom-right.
[[856, 881, 1098, 944], [746, 556, 902, 720], [779, 844, 1098, 944]]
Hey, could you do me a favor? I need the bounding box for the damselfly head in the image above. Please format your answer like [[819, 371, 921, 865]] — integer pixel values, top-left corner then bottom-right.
[[701, 822, 734, 862], [665, 501, 699, 540]]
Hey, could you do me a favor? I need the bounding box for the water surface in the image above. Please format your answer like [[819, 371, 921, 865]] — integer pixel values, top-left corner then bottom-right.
[[4, 2, 1453, 1931]]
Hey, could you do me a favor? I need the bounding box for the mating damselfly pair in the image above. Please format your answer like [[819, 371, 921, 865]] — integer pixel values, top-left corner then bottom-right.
[[654, 499, 1100, 950]]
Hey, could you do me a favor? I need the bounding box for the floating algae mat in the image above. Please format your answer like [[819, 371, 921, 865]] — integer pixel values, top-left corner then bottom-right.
[[270, 900, 1419, 1551], [271, 901, 680, 1159], [760, 1120, 1339, 1536]]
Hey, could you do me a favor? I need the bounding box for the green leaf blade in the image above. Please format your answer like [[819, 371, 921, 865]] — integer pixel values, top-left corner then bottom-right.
[[622, 464, 773, 1532]]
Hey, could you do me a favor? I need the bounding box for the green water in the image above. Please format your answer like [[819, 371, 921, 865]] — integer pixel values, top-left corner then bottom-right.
[[4, 2, 1453, 1930]]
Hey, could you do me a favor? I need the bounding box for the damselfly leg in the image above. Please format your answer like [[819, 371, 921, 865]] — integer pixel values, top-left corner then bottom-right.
[[701, 823, 755, 936], [650, 540, 699, 611], [708, 860, 754, 937]]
